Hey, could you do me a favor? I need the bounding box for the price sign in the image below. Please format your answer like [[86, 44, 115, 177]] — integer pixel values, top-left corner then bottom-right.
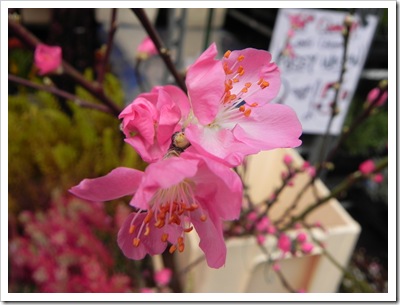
[[269, 8, 378, 135]]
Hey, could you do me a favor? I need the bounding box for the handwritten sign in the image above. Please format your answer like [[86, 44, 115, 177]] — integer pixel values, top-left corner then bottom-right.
[[269, 8, 378, 135]]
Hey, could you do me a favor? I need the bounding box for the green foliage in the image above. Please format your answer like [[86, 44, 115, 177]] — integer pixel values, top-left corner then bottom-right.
[[9, 75, 146, 214]]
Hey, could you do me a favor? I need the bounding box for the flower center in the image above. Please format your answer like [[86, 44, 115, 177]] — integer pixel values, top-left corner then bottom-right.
[[215, 51, 271, 124], [128, 180, 207, 254]]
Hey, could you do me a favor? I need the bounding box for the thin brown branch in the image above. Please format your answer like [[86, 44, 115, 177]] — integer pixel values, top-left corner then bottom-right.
[[131, 8, 187, 93], [98, 8, 118, 84], [9, 74, 112, 114]]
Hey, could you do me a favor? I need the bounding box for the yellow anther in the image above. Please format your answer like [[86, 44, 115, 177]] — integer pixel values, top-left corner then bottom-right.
[[237, 55, 245, 61], [155, 218, 165, 228], [237, 66, 244, 75], [260, 81, 270, 89], [245, 82, 252, 88], [233, 78, 239, 83], [178, 243, 185, 253], [257, 78, 264, 85], [143, 209, 153, 224], [184, 226, 194, 233], [239, 105, 246, 112], [229, 94, 237, 100], [200, 215, 207, 222], [169, 244, 177, 254], [250, 102, 259, 107], [178, 236, 184, 245], [129, 225, 136, 234], [224, 50, 232, 58], [133, 237, 141, 247], [241, 87, 248, 93], [244, 109, 252, 117], [161, 233, 169, 242], [144, 225, 150, 236]]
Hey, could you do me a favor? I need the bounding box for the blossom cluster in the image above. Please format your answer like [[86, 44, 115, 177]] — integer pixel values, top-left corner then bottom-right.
[[9, 195, 132, 293], [70, 43, 302, 268]]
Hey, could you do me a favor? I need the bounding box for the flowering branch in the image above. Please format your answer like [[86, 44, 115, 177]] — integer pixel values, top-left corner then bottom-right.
[[8, 74, 112, 114], [8, 15, 122, 116], [281, 157, 388, 231], [130, 8, 187, 93]]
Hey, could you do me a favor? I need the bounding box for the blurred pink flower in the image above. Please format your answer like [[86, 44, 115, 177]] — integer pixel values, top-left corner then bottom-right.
[[373, 173, 384, 184], [119, 85, 190, 162], [136, 36, 158, 60], [288, 14, 314, 30], [283, 154, 293, 166], [272, 262, 281, 272], [296, 232, 307, 244], [359, 159, 375, 174], [183, 43, 302, 166], [277, 233, 291, 253], [34, 43, 62, 75], [366, 87, 388, 107], [70, 152, 243, 268], [301, 242, 314, 254], [154, 268, 172, 286]]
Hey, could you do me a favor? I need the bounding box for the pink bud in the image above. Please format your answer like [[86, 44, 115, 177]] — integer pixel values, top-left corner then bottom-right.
[[136, 36, 158, 60], [267, 225, 276, 234], [256, 234, 266, 245], [256, 217, 270, 232], [359, 159, 375, 175], [277, 233, 292, 253], [154, 268, 172, 286], [272, 262, 281, 272], [301, 242, 314, 254], [283, 154, 293, 166], [373, 173, 384, 183], [34, 44, 62, 75], [367, 88, 388, 107], [296, 232, 307, 243], [246, 211, 258, 222]]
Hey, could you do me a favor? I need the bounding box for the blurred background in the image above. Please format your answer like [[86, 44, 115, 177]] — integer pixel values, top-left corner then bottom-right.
[[8, 8, 388, 293]]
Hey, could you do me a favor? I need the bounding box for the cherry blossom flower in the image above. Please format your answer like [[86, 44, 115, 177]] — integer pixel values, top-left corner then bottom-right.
[[366, 87, 388, 107], [300, 242, 314, 254], [154, 268, 172, 286], [119, 85, 190, 162], [359, 159, 375, 175], [183, 43, 302, 166], [34, 43, 62, 75], [277, 233, 292, 253], [136, 36, 158, 60], [70, 152, 243, 268]]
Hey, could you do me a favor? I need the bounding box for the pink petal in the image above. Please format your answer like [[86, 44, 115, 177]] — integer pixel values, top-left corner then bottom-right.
[[69, 167, 143, 202], [162, 85, 191, 119], [117, 213, 148, 260], [223, 48, 280, 105], [185, 124, 247, 167], [130, 157, 199, 209], [191, 209, 227, 268], [186, 43, 225, 125], [232, 103, 302, 151], [185, 151, 243, 220]]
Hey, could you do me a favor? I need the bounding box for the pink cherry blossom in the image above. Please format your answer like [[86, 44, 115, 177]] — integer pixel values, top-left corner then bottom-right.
[[184, 43, 302, 166], [119, 85, 190, 162], [301, 242, 314, 254], [70, 152, 243, 268], [366, 87, 388, 107], [283, 154, 293, 166], [359, 159, 375, 175], [277, 233, 291, 253], [34, 43, 62, 75], [373, 173, 384, 183], [296, 232, 307, 244], [154, 268, 172, 286], [136, 36, 158, 60], [256, 216, 270, 232]]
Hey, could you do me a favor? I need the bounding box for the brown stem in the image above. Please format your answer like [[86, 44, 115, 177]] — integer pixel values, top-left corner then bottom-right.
[[131, 8, 187, 93], [98, 8, 118, 84], [9, 74, 112, 114], [8, 16, 122, 116]]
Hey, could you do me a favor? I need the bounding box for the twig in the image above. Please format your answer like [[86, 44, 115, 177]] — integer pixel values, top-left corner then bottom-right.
[[9, 74, 112, 114], [130, 8, 187, 93], [98, 8, 118, 84]]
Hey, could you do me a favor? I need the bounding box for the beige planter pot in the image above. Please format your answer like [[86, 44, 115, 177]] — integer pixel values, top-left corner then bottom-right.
[[173, 148, 361, 293]]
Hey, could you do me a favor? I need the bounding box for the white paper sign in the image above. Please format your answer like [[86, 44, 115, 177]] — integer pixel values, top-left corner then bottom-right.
[[269, 8, 378, 135]]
